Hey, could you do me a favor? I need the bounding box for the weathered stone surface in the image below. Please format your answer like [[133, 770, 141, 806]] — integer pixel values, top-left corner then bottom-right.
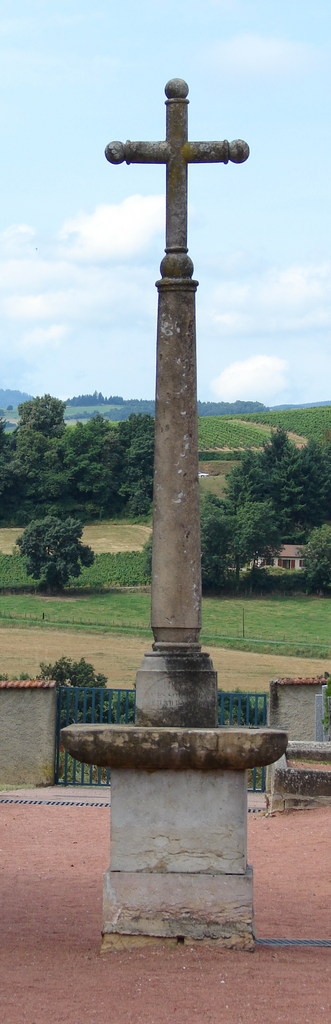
[[135, 649, 217, 727], [61, 724, 287, 770], [268, 748, 331, 812], [110, 768, 247, 874], [106, 80, 248, 653], [98, 82, 254, 950], [269, 677, 325, 741], [0, 682, 56, 787], [151, 274, 201, 646], [102, 867, 254, 948], [288, 740, 331, 762]]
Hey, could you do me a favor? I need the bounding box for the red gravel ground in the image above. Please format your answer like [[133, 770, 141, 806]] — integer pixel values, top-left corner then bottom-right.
[[1, 799, 330, 1024]]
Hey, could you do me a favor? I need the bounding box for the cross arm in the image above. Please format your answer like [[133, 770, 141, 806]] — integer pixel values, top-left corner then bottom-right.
[[105, 140, 169, 165], [183, 140, 249, 164]]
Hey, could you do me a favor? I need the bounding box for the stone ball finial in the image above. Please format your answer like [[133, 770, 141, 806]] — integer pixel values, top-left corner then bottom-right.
[[105, 142, 125, 164], [165, 79, 189, 99]]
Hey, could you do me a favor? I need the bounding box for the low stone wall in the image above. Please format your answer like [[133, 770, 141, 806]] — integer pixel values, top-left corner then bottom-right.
[[268, 676, 327, 741], [0, 680, 57, 787], [268, 741, 331, 812]]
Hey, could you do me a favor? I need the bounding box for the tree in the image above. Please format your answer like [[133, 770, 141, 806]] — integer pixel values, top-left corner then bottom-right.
[[60, 414, 124, 519], [7, 395, 67, 522], [232, 501, 281, 581], [18, 394, 66, 437], [38, 656, 107, 687], [17, 515, 94, 591], [302, 524, 331, 593], [200, 495, 281, 591], [226, 428, 310, 541], [118, 414, 154, 516], [200, 494, 234, 590]]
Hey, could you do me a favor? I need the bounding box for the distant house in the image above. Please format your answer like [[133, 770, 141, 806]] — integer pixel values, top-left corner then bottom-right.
[[273, 544, 304, 570]]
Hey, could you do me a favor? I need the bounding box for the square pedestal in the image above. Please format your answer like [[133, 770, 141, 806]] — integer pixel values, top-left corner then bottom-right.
[[102, 767, 254, 949], [110, 768, 247, 873], [102, 867, 254, 949]]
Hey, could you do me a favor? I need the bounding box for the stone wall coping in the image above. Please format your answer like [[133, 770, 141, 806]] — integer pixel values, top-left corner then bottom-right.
[[270, 676, 328, 687], [0, 679, 56, 689], [287, 741, 331, 762]]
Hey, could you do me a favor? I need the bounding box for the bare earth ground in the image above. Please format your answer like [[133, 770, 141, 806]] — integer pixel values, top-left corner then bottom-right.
[[0, 798, 330, 1024], [1, 625, 329, 690]]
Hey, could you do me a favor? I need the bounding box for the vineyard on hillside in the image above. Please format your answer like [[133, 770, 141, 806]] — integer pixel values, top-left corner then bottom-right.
[[0, 551, 148, 591], [198, 417, 271, 451], [197, 406, 331, 451], [235, 406, 331, 444]]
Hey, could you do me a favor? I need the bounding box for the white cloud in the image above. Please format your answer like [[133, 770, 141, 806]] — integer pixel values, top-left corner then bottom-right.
[[207, 33, 321, 77], [20, 325, 68, 352], [0, 223, 36, 257], [0, 198, 162, 398], [1, 199, 331, 404], [212, 355, 288, 402], [210, 262, 331, 336], [59, 195, 164, 262]]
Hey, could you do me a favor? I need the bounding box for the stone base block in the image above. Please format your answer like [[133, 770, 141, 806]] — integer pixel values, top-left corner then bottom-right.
[[135, 650, 217, 727], [102, 867, 254, 950], [111, 768, 247, 874]]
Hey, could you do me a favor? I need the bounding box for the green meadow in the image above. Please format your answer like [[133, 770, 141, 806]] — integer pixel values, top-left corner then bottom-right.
[[0, 591, 330, 659]]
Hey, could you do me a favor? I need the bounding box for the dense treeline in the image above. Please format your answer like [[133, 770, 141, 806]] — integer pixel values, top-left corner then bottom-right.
[[0, 396, 154, 525], [66, 392, 125, 406], [225, 427, 331, 543], [64, 393, 268, 419], [1, 397, 331, 551], [199, 427, 331, 592], [0, 388, 33, 409]]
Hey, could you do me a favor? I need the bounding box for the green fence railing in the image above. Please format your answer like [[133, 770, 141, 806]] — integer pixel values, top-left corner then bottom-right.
[[55, 685, 135, 786], [55, 686, 268, 791]]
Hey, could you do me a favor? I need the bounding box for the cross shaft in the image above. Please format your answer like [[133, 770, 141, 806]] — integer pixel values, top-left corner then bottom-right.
[[105, 78, 249, 256], [105, 78, 249, 673]]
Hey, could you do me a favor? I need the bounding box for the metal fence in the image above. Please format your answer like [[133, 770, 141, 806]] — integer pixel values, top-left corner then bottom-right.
[[55, 686, 268, 791], [55, 686, 135, 786]]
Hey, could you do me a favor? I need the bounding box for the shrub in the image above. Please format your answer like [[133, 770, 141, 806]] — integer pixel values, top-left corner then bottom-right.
[[38, 656, 107, 688]]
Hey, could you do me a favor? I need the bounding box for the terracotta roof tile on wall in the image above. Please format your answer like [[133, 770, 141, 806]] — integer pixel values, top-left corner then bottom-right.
[[0, 679, 56, 689], [270, 675, 328, 686]]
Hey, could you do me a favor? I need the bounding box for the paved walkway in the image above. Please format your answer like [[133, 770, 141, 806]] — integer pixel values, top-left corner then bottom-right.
[[0, 784, 266, 810]]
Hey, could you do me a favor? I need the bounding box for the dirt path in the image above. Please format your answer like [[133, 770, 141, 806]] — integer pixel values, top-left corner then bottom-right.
[[1, 800, 330, 1024]]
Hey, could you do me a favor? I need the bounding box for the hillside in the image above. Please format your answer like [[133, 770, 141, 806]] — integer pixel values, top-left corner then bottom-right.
[[64, 397, 268, 422], [234, 406, 331, 445], [0, 389, 33, 410], [3, 392, 331, 447]]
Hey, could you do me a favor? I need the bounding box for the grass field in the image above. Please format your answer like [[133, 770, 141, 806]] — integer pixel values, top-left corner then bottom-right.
[[0, 522, 151, 555], [1, 521, 330, 689], [1, 625, 329, 692], [0, 592, 330, 660], [199, 460, 236, 498]]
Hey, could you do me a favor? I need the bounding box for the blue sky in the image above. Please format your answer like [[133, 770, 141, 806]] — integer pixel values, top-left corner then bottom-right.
[[1, 0, 331, 405]]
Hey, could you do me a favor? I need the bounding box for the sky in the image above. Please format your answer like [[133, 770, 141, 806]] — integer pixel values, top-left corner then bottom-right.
[[1, 0, 331, 407]]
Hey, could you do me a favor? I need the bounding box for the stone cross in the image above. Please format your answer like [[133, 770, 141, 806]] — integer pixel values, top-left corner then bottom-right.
[[105, 77, 249, 263], [61, 86, 287, 952], [106, 79, 249, 726]]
